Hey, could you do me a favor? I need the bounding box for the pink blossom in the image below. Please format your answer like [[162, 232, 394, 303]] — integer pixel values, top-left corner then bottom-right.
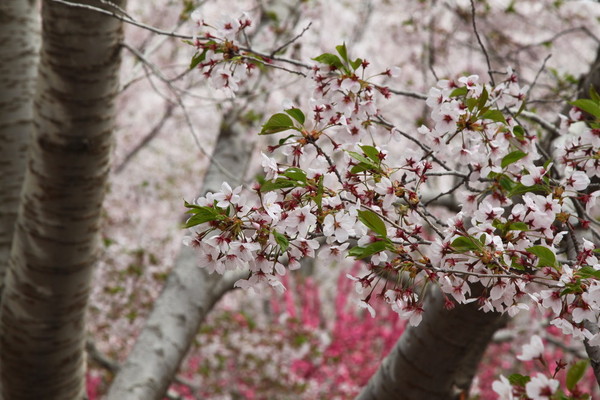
[[525, 373, 559, 400]]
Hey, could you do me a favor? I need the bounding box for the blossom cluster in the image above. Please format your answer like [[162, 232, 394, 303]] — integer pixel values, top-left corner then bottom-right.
[[492, 335, 591, 399], [184, 12, 600, 355], [189, 10, 255, 97]]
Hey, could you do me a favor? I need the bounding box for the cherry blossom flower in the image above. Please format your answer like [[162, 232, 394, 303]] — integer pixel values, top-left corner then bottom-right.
[[286, 206, 317, 237], [492, 375, 514, 400], [323, 212, 356, 243], [356, 299, 376, 318], [525, 373, 559, 400], [213, 182, 242, 208], [261, 152, 279, 180], [262, 192, 282, 223], [563, 169, 591, 191], [516, 335, 544, 361], [216, 14, 241, 40]]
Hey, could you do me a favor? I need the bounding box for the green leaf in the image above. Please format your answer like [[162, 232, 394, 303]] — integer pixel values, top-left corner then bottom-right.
[[508, 373, 531, 387], [449, 86, 468, 97], [466, 97, 478, 112], [184, 200, 204, 212], [350, 162, 372, 174], [260, 113, 295, 135], [315, 175, 324, 210], [347, 151, 379, 169], [358, 210, 387, 237], [507, 222, 529, 231], [336, 43, 348, 63], [190, 49, 208, 69], [312, 53, 344, 70], [479, 233, 487, 245], [513, 125, 525, 140], [184, 207, 221, 228], [260, 178, 298, 192], [282, 167, 307, 183], [273, 231, 290, 252], [508, 183, 550, 197], [480, 109, 507, 124], [348, 241, 388, 259], [571, 99, 600, 119], [590, 86, 600, 102], [501, 150, 527, 168], [577, 266, 600, 279], [566, 360, 589, 391], [350, 57, 362, 70], [359, 145, 380, 163], [527, 245, 557, 268], [284, 108, 305, 125], [499, 175, 514, 191], [278, 133, 297, 146], [451, 236, 480, 252], [477, 86, 489, 110]]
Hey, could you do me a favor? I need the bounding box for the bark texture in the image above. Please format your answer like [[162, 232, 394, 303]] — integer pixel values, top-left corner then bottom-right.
[[0, 0, 39, 279], [106, 115, 253, 400], [0, 1, 124, 399], [356, 287, 506, 400]]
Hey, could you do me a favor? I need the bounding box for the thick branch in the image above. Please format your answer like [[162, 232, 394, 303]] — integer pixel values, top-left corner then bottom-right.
[[106, 114, 254, 400], [0, 1, 124, 398], [356, 287, 506, 400], [0, 0, 39, 282]]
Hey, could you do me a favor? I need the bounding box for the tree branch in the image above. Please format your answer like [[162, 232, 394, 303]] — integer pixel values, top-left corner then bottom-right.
[[356, 286, 507, 400], [106, 113, 255, 400]]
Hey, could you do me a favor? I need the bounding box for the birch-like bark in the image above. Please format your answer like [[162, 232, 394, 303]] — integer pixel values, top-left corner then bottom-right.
[[0, 0, 39, 280], [356, 287, 506, 400], [106, 115, 253, 400], [0, 1, 125, 399]]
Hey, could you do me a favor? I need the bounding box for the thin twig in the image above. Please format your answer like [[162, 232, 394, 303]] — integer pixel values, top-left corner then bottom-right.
[[270, 22, 312, 57], [114, 103, 176, 174], [470, 0, 495, 85], [121, 43, 241, 182], [50, 0, 194, 39], [242, 55, 307, 77], [386, 87, 428, 100], [525, 53, 552, 100], [424, 179, 465, 207], [384, 124, 452, 172]]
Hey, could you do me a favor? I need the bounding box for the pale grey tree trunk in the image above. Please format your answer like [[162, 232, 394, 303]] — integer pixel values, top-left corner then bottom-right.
[[356, 287, 506, 400], [0, 1, 125, 398], [0, 0, 39, 281], [106, 115, 253, 400]]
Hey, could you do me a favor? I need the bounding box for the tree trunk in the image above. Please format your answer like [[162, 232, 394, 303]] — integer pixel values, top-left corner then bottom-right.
[[106, 115, 253, 400], [0, 1, 125, 398], [356, 287, 506, 400], [0, 0, 39, 280]]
